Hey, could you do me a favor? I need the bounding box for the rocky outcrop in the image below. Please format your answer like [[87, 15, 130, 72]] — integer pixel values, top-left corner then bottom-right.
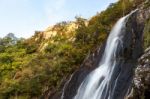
[[44, 22, 78, 40], [127, 47, 150, 99]]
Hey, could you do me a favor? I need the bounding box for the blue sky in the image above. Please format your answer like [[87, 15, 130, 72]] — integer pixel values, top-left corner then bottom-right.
[[0, 0, 118, 38]]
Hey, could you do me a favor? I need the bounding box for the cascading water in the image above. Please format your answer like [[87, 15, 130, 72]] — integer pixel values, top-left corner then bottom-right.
[[73, 10, 137, 99]]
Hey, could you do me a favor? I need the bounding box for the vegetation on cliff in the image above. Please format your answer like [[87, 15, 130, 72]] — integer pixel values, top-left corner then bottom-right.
[[0, 0, 149, 98]]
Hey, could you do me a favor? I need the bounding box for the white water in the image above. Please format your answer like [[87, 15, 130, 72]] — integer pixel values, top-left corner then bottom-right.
[[61, 74, 74, 99], [73, 12, 134, 99]]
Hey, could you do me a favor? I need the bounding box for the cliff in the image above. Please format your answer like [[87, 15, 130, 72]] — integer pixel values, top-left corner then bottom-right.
[[58, 2, 150, 99]]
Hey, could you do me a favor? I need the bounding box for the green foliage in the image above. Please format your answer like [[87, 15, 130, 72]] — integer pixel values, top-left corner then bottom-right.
[[75, 17, 89, 44], [44, 44, 56, 53], [0, 39, 37, 98], [0, 45, 5, 53], [26, 45, 37, 54], [0, 53, 13, 64], [144, 19, 150, 49]]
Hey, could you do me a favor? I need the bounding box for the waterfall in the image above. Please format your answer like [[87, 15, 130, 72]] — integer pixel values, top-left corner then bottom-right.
[[73, 10, 137, 99]]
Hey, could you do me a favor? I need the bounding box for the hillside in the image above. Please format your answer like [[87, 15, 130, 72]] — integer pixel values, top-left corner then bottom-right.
[[0, 0, 149, 99]]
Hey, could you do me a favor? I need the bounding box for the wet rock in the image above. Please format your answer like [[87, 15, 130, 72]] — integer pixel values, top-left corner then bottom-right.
[[127, 46, 150, 99]]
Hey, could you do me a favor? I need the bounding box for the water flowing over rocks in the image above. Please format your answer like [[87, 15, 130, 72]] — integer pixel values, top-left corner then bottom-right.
[[46, 4, 150, 99]]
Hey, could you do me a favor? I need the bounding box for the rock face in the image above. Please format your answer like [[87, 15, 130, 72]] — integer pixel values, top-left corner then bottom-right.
[[44, 22, 78, 40], [61, 6, 150, 99], [127, 47, 150, 99]]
